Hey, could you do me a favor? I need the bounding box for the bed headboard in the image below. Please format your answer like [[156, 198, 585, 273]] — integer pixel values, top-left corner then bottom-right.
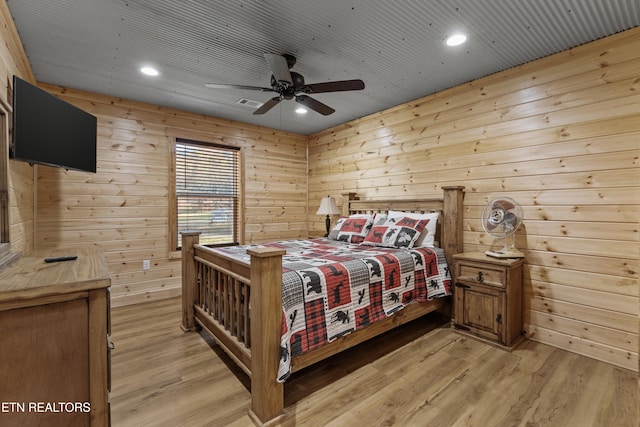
[[341, 186, 464, 267]]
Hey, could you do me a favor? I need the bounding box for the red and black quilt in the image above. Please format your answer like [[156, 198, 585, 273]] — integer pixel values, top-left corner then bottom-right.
[[213, 238, 451, 381]]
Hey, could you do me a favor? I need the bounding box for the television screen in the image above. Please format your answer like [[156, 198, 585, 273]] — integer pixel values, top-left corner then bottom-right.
[[10, 76, 97, 173]]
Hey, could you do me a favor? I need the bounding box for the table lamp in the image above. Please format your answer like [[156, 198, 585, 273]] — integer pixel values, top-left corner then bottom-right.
[[316, 196, 340, 236]]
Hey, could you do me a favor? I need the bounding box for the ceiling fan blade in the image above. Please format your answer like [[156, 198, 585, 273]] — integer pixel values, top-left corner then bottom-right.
[[205, 83, 273, 92], [295, 95, 335, 116], [302, 79, 365, 94], [264, 53, 293, 85], [253, 97, 281, 115]]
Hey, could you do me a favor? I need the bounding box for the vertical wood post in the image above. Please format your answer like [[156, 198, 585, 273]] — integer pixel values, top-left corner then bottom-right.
[[341, 192, 358, 216], [181, 231, 200, 332], [442, 186, 465, 268], [247, 247, 286, 425]]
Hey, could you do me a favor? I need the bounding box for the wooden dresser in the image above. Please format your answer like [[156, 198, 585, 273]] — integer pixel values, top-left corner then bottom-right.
[[0, 247, 111, 426]]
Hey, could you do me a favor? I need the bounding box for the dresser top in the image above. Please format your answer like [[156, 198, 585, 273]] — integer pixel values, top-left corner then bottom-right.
[[0, 246, 110, 302]]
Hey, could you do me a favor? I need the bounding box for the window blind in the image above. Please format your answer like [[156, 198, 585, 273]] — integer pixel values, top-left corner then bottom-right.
[[175, 139, 239, 247]]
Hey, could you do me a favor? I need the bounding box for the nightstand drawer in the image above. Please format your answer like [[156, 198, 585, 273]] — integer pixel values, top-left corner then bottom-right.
[[457, 263, 505, 287]]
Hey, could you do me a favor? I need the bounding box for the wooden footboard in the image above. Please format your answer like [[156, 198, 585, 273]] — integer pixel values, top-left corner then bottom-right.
[[181, 233, 285, 423], [181, 186, 464, 425]]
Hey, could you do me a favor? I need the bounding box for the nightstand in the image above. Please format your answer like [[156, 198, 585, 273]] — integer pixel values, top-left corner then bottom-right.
[[452, 252, 524, 350]]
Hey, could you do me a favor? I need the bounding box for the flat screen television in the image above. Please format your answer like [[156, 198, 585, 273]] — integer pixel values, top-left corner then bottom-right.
[[10, 76, 97, 173]]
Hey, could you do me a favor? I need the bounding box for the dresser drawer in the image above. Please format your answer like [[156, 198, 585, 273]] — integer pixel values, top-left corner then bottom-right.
[[457, 263, 505, 287]]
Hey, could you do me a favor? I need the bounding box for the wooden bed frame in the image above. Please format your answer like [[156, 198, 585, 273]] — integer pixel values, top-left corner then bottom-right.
[[181, 186, 464, 425]]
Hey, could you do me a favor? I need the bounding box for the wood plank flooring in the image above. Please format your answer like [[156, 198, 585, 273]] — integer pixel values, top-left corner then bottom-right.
[[110, 298, 638, 427]]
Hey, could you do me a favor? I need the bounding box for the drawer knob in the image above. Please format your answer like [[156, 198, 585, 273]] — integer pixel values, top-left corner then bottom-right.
[[477, 271, 484, 282], [496, 314, 502, 324]]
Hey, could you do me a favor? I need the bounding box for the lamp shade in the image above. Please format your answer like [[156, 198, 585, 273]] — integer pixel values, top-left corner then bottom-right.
[[316, 196, 340, 215]]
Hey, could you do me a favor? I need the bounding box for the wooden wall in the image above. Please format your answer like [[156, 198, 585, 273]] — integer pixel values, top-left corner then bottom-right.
[[0, 1, 35, 255], [308, 28, 640, 371], [35, 86, 308, 307], [2, 0, 637, 373]]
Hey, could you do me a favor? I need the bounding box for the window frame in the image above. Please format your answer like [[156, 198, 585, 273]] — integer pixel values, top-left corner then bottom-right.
[[0, 93, 15, 266], [169, 137, 242, 255]]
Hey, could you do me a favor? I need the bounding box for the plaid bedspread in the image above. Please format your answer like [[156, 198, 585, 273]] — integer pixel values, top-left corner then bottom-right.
[[213, 238, 451, 381]]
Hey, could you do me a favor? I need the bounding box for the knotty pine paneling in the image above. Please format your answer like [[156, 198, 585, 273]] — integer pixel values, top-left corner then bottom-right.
[[308, 27, 640, 371], [0, 1, 34, 255], [35, 85, 308, 307], [3, 0, 637, 374]]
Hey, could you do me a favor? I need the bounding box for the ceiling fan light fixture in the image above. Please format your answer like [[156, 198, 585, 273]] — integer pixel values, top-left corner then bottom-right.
[[295, 107, 308, 114], [205, 53, 364, 116], [445, 33, 467, 46]]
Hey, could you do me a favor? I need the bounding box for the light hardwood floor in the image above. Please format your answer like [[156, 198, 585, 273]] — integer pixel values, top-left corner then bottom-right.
[[110, 298, 638, 427]]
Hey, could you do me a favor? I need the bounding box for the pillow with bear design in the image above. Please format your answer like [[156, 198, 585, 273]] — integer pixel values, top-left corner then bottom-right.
[[361, 216, 429, 248], [387, 210, 439, 247]]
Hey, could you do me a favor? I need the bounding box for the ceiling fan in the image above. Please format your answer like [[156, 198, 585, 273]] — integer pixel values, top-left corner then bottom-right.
[[205, 53, 365, 116]]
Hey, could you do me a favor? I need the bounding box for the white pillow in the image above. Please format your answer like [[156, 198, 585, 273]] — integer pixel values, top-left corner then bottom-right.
[[387, 210, 439, 247]]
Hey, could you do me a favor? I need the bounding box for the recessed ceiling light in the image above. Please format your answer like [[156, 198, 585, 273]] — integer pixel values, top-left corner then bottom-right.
[[295, 107, 308, 114], [445, 34, 467, 46], [140, 66, 159, 76]]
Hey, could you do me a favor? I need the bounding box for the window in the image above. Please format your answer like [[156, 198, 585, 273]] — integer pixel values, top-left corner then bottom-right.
[[170, 138, 240, 251], [0, 95, 13, 266]]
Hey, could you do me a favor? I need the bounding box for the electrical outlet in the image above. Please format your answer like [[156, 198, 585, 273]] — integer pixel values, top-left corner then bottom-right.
[[143, 259, 150, 270]]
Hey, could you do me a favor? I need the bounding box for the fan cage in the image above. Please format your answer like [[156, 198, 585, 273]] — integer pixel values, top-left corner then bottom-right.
[[481, 197, 525, 259]]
